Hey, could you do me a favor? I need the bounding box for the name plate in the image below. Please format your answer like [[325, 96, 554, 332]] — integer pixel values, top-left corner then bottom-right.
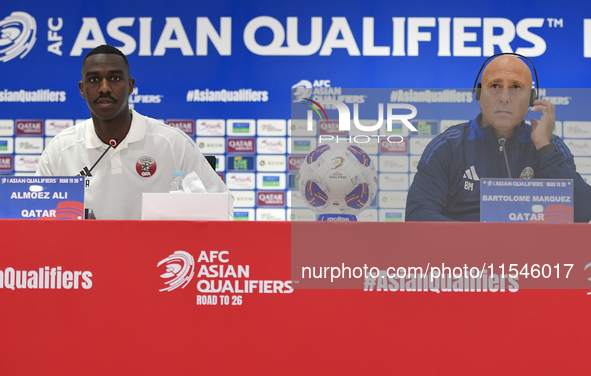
[[0, 176, 85, 219], [480, 179, 573, 223]]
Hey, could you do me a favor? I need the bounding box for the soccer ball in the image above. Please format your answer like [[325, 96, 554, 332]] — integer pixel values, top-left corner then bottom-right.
[[298, 143, 378, 215]]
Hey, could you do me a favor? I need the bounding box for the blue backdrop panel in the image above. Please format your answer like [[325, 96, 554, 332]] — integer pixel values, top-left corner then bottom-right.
[[1, 0, 590, 220]]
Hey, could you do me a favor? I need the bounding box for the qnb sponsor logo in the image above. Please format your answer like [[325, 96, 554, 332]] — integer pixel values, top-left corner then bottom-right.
[[0, 89, 66, 103], [187, 88, 268, 102], [158, 251, 195, 292], [245, 16, 549, 57], [0, 266, 92, 290], [0, 11, 36, 63]]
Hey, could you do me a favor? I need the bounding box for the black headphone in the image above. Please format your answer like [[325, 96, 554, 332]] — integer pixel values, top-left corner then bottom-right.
[[472, 52, 540, 107]]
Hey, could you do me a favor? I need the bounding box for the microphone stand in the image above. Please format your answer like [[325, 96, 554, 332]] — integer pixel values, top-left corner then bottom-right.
[[78, 136, 119, 219], [78, 136, 120, 177], [497, 135, 512, 179]]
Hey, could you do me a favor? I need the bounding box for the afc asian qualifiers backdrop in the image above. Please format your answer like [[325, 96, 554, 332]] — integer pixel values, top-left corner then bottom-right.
[[0, 0, 590, 220]]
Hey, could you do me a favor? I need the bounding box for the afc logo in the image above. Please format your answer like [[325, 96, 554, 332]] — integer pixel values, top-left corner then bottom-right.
[[157, 251, 195, 292]]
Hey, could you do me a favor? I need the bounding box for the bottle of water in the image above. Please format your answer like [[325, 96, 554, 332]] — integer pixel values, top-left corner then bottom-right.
[[169, 171, 185, 193]]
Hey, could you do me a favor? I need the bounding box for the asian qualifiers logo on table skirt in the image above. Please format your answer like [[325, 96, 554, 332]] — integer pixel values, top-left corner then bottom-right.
[[158, 251, 195, 292]]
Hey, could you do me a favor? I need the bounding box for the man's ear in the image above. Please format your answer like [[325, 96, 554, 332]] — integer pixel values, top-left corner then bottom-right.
[[128, 78, 135, 95], [79, 81, 85, 98]]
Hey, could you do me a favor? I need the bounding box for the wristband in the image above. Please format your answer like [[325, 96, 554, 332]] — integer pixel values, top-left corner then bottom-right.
[[535, 141, 558, 157]]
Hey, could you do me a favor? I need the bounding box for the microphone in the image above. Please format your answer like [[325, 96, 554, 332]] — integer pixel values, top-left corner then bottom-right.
[[497, 134, 512, 179], [108, 137, 119, 148], [79, 136, 120, 177]]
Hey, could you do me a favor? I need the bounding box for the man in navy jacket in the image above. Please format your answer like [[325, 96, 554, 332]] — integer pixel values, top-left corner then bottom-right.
[[406, 55, 591, 222]]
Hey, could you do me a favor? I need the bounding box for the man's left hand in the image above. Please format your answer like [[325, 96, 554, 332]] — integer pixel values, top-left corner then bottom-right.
[[530, 98, 555, 149]]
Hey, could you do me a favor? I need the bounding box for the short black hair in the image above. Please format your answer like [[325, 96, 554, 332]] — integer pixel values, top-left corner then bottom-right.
[[83, 45, 129, 72]]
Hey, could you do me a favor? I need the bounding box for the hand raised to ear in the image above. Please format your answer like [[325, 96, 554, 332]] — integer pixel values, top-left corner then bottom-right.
[[530, 99, 555, 149]]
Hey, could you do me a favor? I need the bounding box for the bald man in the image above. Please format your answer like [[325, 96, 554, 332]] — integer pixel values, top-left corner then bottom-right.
[[405, 54, 591, 222]]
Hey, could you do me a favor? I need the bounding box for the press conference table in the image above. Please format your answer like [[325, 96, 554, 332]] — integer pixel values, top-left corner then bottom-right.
[[1, 220, 589, 375]]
